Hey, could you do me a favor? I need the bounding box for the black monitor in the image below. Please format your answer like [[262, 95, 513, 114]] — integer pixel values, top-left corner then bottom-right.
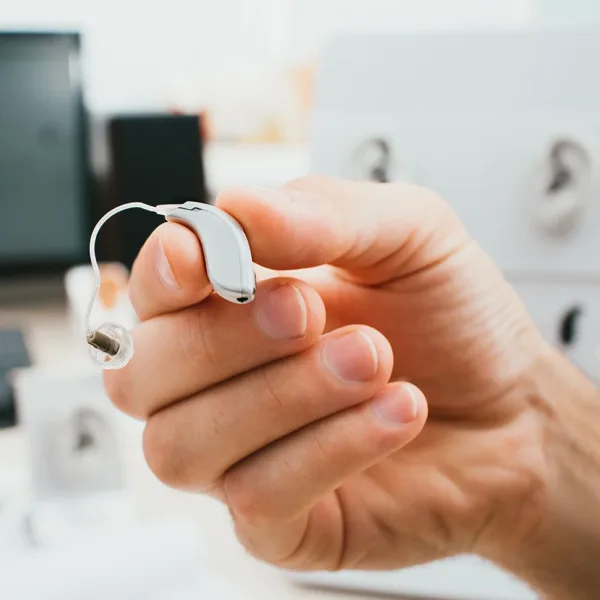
[[0, 32, 90, 278]]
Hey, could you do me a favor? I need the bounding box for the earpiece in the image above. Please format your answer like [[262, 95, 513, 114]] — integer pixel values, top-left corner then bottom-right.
[[85, 201, 256, 370]]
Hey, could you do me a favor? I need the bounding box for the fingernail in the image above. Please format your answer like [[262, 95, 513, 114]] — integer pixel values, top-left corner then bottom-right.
[[255, 284, 307, 340], [371, 384, 421, 426], [155, 239, 181, 290], [322, 331, 378, 383]]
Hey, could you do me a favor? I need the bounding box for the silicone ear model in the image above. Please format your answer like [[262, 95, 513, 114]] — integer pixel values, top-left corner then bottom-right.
[[165, 202, 256, 304]]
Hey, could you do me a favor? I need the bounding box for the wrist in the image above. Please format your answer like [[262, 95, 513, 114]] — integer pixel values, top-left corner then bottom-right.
[[490, 345, 600, 599]]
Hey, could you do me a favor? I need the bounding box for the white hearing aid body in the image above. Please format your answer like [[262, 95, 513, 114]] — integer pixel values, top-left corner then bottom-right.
[[85, 201, 256, 370], [165, 202, 256, 304]]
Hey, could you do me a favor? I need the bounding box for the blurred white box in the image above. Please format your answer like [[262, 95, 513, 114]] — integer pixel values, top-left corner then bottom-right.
[[0, 517, 249, 600], [13, 367, 124, 499]]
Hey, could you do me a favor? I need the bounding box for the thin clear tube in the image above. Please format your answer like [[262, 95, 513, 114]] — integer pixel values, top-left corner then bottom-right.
[[85, 202, 176, 369]]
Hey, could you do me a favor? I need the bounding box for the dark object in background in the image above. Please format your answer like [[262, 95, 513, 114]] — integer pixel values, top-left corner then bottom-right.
[[0, 32, 91, 278], [559, 305, 583, 347], [0, 329, 31, 428], [366, 138, 392, 183], [102, 114, 207, 270]]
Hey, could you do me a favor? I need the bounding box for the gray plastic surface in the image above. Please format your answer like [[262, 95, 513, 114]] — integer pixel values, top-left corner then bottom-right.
[[166, 202, 255, 304]]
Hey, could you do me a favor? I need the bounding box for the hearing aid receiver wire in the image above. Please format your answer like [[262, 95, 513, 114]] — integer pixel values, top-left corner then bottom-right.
[[85, 202, 178, 366]]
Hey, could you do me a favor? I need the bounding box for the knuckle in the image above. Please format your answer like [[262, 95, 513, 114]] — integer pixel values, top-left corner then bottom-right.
[[142, 416, 187, 488], [407, 184, 458, 223], [388, 181, 449, 215], [396, 182, 444, 205], [257, 367, 287, 414], [179, 305, 218, 370], [284, 174, 334, 194], [224, 470, 269, 527], [309, 425, 330, 462]]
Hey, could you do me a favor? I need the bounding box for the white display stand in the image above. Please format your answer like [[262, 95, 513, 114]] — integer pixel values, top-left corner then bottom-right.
[[540, 0, 600, 22], [301, 27, 600, 600]]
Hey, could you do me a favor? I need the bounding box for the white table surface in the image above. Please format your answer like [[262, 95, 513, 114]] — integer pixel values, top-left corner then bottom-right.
[[0, 299, 409, 600]]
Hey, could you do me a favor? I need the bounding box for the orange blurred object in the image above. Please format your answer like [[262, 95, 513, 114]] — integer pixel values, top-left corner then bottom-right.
[[98, 264, 129, 310], [290, 63, 315, 113]]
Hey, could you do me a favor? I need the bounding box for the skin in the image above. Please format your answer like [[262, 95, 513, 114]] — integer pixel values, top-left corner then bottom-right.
[[105, 176, 600, 599]]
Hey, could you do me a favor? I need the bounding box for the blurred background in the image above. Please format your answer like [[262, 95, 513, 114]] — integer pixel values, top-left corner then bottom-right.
[[2, 0, 538, 134], [1, 1, 599, 599]]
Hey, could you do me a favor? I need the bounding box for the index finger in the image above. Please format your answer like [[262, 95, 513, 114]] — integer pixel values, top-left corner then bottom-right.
[[129, 222, 211, 321], [217, 175, 465, 286]]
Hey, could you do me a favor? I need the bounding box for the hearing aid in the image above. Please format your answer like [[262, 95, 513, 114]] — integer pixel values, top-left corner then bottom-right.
[[85, 201, 256, 370], [165, 202, 256, 304]]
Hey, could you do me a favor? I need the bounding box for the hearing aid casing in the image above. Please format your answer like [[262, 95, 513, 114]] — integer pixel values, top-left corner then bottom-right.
[[165, 202, 256, 304]]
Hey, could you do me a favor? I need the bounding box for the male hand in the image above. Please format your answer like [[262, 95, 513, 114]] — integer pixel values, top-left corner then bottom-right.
[[105, 176, 549, 572]]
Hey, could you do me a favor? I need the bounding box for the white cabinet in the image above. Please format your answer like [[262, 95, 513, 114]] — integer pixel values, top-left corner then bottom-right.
[[304, 27, 600, 600]]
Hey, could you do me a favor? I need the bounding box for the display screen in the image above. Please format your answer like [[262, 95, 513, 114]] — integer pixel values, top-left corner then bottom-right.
[[0, 33, 86, 270]]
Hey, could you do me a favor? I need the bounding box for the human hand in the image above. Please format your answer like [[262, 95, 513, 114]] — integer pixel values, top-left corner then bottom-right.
[[104, 176, 549, 573]]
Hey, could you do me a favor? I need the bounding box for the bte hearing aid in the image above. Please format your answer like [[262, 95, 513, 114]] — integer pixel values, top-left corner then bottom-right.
[[85, 201, 256, 370]]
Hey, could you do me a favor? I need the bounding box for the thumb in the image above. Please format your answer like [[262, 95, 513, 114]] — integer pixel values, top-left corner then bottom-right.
[[216, 176, 468, 285]]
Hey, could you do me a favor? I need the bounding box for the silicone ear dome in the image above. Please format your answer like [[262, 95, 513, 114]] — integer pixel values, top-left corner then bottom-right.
[[87, 322, 133, 370]]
